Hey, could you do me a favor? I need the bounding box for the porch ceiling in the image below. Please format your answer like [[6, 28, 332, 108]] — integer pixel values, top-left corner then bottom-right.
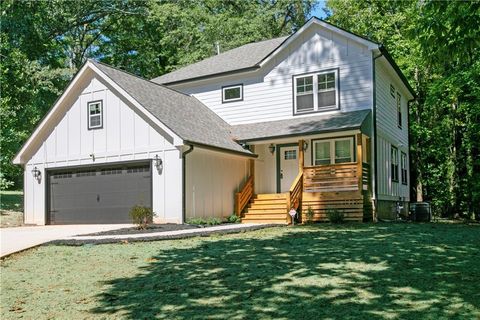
[[232, 109, 371, 143]]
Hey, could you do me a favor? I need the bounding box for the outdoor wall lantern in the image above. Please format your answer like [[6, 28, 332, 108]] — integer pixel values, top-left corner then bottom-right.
[[31, 166, 41, 183], [302, 141, 309, 151], [268, 144, 276, 154], [154, 154, 163, 174]]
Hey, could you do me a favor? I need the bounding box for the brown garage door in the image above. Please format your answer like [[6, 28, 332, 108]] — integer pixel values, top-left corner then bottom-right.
[[48, 163, 151, 224]]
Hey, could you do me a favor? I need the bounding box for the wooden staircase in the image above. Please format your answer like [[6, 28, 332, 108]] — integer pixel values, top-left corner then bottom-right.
[[241, 193, 288, 224]]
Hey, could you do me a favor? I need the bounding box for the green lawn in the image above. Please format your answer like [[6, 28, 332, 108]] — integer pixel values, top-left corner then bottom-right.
[[0, 191, 23, 227], [1, 223, 479, 319]]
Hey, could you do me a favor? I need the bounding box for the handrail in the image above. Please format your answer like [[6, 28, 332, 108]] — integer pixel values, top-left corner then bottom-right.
[[287, 171, 303, 223], [235, 175, 254, 217]]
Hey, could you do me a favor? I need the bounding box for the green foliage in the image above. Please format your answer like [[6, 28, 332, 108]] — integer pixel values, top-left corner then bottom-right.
[[226, 214, 241, 224], [0, 0, 314, 189], [326, 0, 480, 219], [129, 205, 154, 229], [327, 209, 345, 224], [305, 206, 314, 224], [187, 216, 223, 226]]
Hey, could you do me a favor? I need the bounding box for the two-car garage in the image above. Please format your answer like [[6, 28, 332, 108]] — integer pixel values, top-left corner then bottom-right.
[[47, 162, 152, 224]]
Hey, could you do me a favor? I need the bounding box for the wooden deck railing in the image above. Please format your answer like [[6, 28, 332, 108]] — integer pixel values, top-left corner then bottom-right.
[[235, 175, 254, 217], [286, 171, 303, 223], [303, 163, 359, 192]]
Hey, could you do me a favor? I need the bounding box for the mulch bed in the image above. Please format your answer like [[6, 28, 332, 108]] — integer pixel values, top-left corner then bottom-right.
[[77, 223, 201, 236]]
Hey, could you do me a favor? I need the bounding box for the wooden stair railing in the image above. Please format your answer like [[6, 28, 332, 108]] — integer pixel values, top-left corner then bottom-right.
[[235, 175, 254, 217], [286, 171, 303, 223]]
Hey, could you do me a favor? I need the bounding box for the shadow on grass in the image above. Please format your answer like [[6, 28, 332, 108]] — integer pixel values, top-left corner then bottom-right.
[[91, 223, 480, 319]]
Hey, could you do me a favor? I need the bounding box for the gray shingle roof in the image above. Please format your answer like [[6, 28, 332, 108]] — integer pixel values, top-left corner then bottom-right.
[[151, 36, 288, 85], [92, 61, 252, 156], [232, 110, 371, 142]]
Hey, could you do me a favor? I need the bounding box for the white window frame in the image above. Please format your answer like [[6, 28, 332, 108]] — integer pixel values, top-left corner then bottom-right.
[[222, 84, 243, 103], [397, 92, 402, 128], [313, 137, 354, 165], [401, 152, 408, 185], [293, 69, 339, 114], [88, 100, 103, 130], [391, 146, 399, 182]]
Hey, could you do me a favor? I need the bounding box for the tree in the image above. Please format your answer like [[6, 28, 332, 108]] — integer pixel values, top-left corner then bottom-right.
[[325, 0, 480, 218]]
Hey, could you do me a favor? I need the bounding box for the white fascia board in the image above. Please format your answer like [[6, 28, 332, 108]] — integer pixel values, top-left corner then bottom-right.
[[259, 18, 379, 68], [13, 61, 183, 165]]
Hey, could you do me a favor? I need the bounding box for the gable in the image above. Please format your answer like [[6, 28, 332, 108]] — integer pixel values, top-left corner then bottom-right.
[[18, 71, 180, 165]]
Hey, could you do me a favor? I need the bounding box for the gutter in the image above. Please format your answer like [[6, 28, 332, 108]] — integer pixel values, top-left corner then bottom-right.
[[183, 140, 257, 158], [182, 145, 194, 223]]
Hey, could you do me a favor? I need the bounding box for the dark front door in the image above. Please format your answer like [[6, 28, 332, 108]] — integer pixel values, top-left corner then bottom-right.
[[48, 163, 151, 224]]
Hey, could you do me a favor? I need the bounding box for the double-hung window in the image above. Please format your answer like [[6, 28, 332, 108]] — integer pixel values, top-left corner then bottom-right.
[[401, 152, 408, 185], [88, 100, 103, 129], [313, 137, 354, 165], [294, 69, 339, 114], [391, 146, 399, 182]]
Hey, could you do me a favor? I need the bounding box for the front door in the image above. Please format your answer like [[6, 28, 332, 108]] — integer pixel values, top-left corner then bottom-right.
[[278, 145, 299, 192]]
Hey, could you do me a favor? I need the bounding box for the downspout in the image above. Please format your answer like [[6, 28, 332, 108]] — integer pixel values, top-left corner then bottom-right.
[[372, 50, 384, 221], [182, 145, 194, 224]]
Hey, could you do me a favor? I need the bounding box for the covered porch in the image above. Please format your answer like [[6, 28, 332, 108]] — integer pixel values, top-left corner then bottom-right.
[[232, 110, 373, 224]]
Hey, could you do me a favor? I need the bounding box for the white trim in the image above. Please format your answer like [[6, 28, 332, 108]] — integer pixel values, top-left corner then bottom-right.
[[13, 61, 183, 164], [293, 69, 339, 114], [312, 136, 354, 165], [87, 100, 103, 129], [222, 84, 243, 102]]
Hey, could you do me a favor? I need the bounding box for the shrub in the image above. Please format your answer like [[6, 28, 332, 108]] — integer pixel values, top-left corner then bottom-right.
[[129, 205, 154, 229], [305, 206, 314, 224], [186, 217, 208, 225], [226, 214, 241, 223], [327, 209, 345, 224], [206, 217, 222, 226], [187, 217, 223, 226]]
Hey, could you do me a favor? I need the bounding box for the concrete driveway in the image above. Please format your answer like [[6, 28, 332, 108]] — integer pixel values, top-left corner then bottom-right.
[[0, 224, 132, 257]]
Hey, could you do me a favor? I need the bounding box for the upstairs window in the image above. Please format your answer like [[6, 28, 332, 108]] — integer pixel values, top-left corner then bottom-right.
[[397, 92, 402, 128], [391, 146, 399, 182], [313, 137, 354, 165], [390, 84, 395, 98], [401, 152, 408, 185], [88, 100, 103, 129], [222, 84, 243, 103], [294, 69, 339, 114]]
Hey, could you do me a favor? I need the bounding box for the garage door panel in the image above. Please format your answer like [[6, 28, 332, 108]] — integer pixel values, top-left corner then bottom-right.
[[48, 163, 152, 224]]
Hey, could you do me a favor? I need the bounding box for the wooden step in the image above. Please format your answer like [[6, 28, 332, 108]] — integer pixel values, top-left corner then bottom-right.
[[243, 214, 287, 220], [241, 219, 287, 224], [249, 198, 287, 205], [253, 193, 287, 200], [248, 203, 287, 210], [245, 208, 287, 214]]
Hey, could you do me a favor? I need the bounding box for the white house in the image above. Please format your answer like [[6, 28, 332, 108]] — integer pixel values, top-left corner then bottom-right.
[[13, 18, 414, 225]]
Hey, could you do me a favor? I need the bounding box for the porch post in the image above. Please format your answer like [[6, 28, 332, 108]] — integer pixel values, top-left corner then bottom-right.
[[249, 145, 255, 194], [356, 133, 363, 191], [298, 139, 304, 173]]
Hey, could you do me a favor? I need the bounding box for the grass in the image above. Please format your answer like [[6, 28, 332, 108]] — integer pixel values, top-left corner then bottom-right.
[[0, 191, 23, 227], [1, 223, 479, 319]]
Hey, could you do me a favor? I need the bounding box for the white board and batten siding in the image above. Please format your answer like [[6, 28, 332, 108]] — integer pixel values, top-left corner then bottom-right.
[[375, 59, 410, 201], [23, 75, 183, 225], [185, 148, 250, 219], [176, 24, 373, 125]]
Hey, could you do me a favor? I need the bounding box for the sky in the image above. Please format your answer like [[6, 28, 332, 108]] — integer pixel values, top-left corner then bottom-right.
[[309, 0, 328, 19]]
